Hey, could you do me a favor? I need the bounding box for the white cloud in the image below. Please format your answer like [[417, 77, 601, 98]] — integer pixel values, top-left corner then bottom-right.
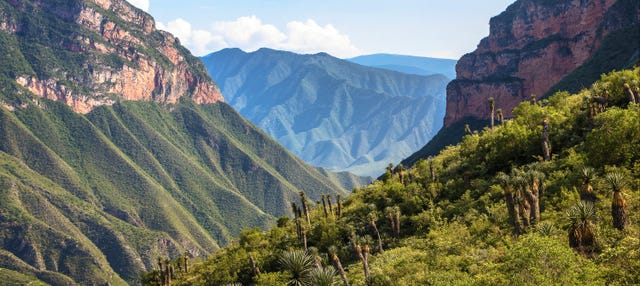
[[157, 18, 227, 56], [126, 0, 149, 12], [280, 19, 359, 58], [156, 16, 360, 58]]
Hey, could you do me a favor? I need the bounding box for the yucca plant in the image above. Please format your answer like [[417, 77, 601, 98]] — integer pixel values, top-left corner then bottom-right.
[[536, 221, 557, 237], [488, 97, 495, 129], [279, 250, 315, 286], [497, 172, 521, 236], [579, 167, 597, 202], [605, 172, 628, 230], [497, 108, 504, 125], [567, 201, 597, 256], [308, 266, 340, 286], [367, 209, 384, 253], [328, 246, 349, 286]]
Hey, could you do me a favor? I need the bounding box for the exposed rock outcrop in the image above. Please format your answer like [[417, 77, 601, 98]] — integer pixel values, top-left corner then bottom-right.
[[445, 0, 639, 126], [3, 0, 223, 113]]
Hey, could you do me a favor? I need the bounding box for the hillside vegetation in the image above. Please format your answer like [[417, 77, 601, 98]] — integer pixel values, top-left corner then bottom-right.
[[0, 98, 359, 285], [158, 67, 640, 285]]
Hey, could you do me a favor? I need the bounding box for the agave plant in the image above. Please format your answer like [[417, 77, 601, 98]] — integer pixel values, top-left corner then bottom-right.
[[567, 201, 597, 256], [536, 221, 557, 237], [308, 266, 339, 286], [279, 250, 316, 286]]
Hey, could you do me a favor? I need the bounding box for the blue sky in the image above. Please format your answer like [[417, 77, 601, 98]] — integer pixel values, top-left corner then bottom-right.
[[127, 0, 514, 59]]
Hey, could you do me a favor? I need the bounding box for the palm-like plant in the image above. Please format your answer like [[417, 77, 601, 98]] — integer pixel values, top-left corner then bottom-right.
[[624, 83, 636, 104], [541, 118, 551, 161], [567, 201, 597, 256], [525, 169, 544, 226], [279, 250, 316, 286], [328, 246, 349, 286], [308, 266, 339, 286], [605, 172, 628, 230], [367, 209, 384, 253], [496, 172, 521, 236], [512, 174, 531, 229], [579, 167, 597, 202], [488, 97, 495, 129]]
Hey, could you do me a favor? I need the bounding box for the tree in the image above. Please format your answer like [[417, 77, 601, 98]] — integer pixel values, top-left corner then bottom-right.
[[624, 83, 636, 104], [355, 244, 370, 283], [605, 172, 628, 230], [497, 172, 521, 236], [321, 195, 328, 218], [488, 97, 495, 129], [524, 169, 544, 226], [279, 250, 315, 286], [329, 246, 349, 286], [300, 192, 311, 225], [396, 163, 406, 185], [541, 118, 551, 161], [497, 108, 504, 125], [385, 206, 401, 238], [567, 201, 597, 256], [512, 174, 531, 229], [579, 167, 597, 202], [368, 208, 384, 253]]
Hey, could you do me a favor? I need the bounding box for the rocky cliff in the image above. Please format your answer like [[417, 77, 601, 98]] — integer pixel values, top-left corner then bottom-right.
[[445, 0, 640, 126], [1, 0, 223, 113]]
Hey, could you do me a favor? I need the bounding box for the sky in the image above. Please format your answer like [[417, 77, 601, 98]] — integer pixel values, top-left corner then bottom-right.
[[126, 0, 515, 59]]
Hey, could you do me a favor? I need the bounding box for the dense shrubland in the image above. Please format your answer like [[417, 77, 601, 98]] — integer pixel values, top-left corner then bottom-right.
[[146, 67, 640, 285]]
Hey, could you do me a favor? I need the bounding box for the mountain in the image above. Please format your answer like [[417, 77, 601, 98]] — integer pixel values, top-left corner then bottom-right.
[[0, 0, 363, 284], [444, 0, 640, 127], [201, 48, 449, 177], [155, 66, 640, 286], [403, 0, 640, 167], [347, 53, 457, 79]]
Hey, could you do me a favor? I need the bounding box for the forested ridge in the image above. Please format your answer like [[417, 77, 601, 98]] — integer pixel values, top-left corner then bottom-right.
[[143, 67, 640, 285]]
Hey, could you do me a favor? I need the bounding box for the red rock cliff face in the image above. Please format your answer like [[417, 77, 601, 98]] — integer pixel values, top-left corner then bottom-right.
[[444, 0, 636, 126], [4, 0, 223, 113]]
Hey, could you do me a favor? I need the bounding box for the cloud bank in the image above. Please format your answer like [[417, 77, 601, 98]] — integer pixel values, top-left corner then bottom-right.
[[157, 16, 360, 58], [126, 0, 149, 11]]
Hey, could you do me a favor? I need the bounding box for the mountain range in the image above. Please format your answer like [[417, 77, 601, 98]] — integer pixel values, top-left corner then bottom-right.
[[347, 53, 457, 79], [0, 0, 365, 284], [200, 48, 450, 176]]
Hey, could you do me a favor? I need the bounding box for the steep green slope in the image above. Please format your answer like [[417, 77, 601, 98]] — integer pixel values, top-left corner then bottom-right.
[[0, 98, 352, 284], [201, 48, 448, 177], [162, 67, 640, 286], [0, 0, 361, 283]]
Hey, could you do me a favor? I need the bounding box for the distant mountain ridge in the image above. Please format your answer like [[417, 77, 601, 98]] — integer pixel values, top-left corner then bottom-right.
[[347, 53, 457, 79], [201, 48, 449, 176]]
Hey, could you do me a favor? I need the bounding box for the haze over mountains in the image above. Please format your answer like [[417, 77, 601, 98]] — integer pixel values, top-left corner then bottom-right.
[[347, 53, 457, 79], [201, 48, 450, 176]]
